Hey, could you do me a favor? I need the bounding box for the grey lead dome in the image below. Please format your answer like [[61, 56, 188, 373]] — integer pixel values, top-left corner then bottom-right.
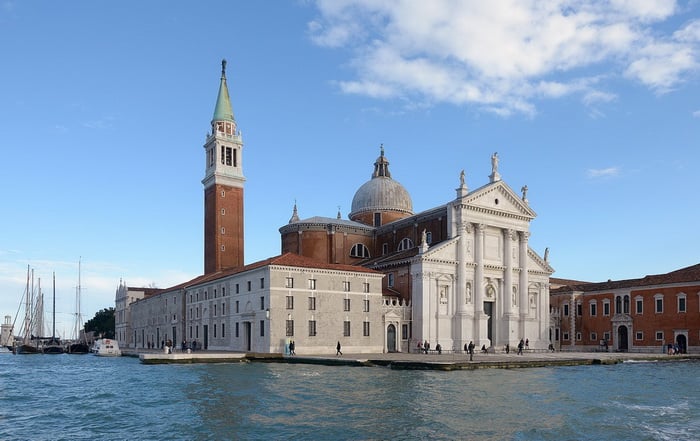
[[350, 148, 413, 217]]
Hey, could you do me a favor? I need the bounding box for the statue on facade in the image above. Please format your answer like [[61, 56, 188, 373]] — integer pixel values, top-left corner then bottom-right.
[[460, 169, 465, 187], [491, 152, 499, 175], [521, 185, 528, 201]]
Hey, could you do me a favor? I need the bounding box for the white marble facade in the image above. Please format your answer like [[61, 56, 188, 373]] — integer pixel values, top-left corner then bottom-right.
[[411, 177, 553, 351]]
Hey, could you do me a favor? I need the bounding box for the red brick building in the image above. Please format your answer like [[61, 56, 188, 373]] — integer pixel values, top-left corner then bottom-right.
[[550, 264, 700, 353]]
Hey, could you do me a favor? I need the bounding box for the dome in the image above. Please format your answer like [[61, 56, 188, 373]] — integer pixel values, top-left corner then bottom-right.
[[349, 147, 413, 221]]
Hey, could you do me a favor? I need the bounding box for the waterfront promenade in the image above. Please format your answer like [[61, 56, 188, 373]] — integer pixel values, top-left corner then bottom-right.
[[130, 347, 699, 370]]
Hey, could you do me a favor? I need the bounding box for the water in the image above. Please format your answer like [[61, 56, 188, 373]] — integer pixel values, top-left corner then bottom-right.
[[1, 355, 698, 440]]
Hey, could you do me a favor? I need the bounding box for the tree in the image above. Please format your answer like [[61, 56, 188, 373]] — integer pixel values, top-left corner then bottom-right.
[[84, 307, 115, 339]]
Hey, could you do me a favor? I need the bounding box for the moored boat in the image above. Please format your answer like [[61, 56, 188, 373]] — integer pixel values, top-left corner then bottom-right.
[[92, 338, 121, 357]]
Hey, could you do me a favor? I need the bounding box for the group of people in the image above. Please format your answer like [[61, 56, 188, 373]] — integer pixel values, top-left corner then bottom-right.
[[667, 343, 684, 355]]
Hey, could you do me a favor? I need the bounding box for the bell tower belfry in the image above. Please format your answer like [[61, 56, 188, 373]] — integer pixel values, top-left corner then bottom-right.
[[202, 59, 245, 274]]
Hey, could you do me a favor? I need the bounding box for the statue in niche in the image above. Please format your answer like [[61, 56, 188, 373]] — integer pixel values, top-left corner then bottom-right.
[[512, 286, 517, 306], [466, 283, 472, 303], [491, 152, 499, 174], [486, 285, 495, 298]]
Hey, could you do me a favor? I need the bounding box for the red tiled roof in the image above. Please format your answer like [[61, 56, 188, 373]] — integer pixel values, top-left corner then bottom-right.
[[551, 263, 700, 294], [156, 252, 382, 293]]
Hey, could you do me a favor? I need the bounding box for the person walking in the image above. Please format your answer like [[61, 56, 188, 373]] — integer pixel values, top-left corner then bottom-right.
[[336, 341, 342, 356], [289, 340, 296, 356], [468, 341, 475, 361], [517, 339, 524, 355]]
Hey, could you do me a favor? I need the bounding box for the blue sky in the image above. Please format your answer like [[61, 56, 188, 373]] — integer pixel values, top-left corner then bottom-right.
[[1, 1, 698, 337]]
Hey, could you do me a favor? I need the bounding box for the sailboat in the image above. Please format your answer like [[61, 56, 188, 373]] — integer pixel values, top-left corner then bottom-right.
[[66, 259, 89, 354], [43, 273, 64, 354], [14, 266, 40, 354]]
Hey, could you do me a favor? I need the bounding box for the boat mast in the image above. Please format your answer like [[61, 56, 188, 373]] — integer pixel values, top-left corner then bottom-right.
[[52, 272, 56, 340]]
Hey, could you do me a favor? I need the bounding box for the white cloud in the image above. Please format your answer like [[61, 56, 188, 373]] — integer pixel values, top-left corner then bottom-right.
[[693, 110, 700, 118], [587, 167, 621, 178], [308, 0, 699, 115]]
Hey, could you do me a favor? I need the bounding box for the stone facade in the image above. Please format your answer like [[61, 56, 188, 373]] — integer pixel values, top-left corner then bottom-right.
[[550, 264, 700, 353]]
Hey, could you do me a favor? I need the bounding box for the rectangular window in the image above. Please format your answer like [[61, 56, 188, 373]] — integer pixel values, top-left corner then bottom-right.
[[679, 297, 686, 313], [308, 320, 317, 337], [656, 331, 663, 341], [343, 281, 350, 291], [285, 277, 294, 288], [286, 295, 294, 309], [286, 320, 294, 337], [382, 243, 388, 255], [344, 298, 351, 311], [363, 321, 370, 337], [247, 281, 252, 291], [260, 320, 265, 337], [577, 304, 582, 316], [236, 284, 240, 294], [576, 332, 582, 341], [388, 273, 394, 288], [308, 279, 316, 290], [363, 299, 370, 312], [603, 302, 610, 316], [563, 304, 569, 316], [563, 332, 569, 341], [222, 323, 225, 338], [214, 324, 217, 338], [235, 300, 239, 313], [222, 302, 225, 315], [656, 298, 663, 313], [343, 321, 351, 337], [402, 324, 409, 340], [374, 212, 381, 227], [590, 332, 597, 342], [235, 322, 239, 338], [603, 332, 610, 341], [225, 147, 232, 166], [590, 303, 597, 316], [214, 304, 217, 317], [221, 145, 225, 164], [260, 278, 265, 289], [635, 331, 643, 340], [363, 282, 370, 293], [636, 298, 643, 314], [308, 297, 316, 310], [222, 287, 225, 296]]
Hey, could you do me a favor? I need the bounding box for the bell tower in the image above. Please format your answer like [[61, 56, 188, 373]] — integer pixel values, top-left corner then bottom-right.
[[202, 59, 245, 274]]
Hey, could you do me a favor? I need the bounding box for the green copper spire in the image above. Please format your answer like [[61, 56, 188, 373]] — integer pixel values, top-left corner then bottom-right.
[[212, 59, 235, 123]]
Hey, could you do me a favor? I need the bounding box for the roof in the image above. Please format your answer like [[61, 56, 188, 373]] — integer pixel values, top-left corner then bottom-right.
[[212, 59, 235, 122], [551, 263, 700, 294], [154, 253, 383, 295]]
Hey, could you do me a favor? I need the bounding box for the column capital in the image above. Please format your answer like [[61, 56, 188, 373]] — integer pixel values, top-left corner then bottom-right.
[[504, 228, 516, 240], [474, 223, 486, 233], [519, 231, 530, 241]]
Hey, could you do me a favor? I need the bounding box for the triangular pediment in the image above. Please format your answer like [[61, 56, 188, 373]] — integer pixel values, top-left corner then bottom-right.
[[462, 181, 536, 220]]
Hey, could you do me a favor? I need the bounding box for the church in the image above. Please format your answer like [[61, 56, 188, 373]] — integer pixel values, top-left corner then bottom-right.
[[118, 61, 553, 354]]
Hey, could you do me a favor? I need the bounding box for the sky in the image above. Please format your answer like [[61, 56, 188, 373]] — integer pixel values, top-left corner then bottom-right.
[[1, 1, 698, 338]]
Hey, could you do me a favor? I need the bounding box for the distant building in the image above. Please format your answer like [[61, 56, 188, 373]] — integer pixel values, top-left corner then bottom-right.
[[114, 281, 161, 349], [550, 264, 700, 353], [125, 60, 553, 354], [1, 315, 14, 348]]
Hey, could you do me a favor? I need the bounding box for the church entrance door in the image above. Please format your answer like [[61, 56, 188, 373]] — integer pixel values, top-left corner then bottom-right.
[[484, 301, 493, 344], [243, 322, 251, 351], [387, 324, 396, 352]]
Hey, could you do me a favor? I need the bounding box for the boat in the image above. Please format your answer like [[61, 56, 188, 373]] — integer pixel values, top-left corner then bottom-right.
[[92, 338, 121, 357], [43, 273, 64, 354], [14, 266, 40, 354], [66, 259, 89, 354]]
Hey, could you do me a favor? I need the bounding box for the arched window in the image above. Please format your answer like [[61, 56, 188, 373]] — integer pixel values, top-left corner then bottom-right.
[[623, 295, 630, 314], [615, 296, 622, 314], [350, 243, 370, 258], [397, 238, 414, 251]]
